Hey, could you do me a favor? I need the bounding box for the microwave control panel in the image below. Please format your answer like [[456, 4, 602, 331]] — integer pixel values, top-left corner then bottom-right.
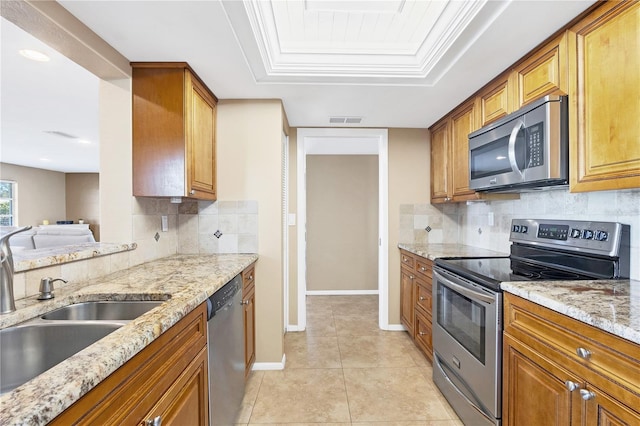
[[525, 122, 544, 168]]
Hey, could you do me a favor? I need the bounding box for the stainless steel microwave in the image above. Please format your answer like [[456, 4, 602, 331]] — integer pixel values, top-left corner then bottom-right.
[[468, 95, 568, 192]]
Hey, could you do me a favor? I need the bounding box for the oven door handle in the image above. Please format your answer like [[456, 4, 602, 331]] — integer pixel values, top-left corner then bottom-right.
[[434, 353, 494, 423], [433, 269, 496, 304]]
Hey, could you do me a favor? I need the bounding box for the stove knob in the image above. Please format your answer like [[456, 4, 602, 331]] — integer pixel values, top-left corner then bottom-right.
[[513, 225, 520, 233], [595, 230, 608, 241], [521, 225, 528, 233], [582, 230, 594, 240], [570, 229, 581, 239]]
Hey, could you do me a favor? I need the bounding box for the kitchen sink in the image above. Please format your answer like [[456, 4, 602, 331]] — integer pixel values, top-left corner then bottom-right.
[[0, 322, 122, 394], [41, 301, 163, 321]]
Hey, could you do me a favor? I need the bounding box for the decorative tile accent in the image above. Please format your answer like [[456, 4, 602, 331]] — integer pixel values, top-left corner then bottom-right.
[[214, 230, 223, 239]]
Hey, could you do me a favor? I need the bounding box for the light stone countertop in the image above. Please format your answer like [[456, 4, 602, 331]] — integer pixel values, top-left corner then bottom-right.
[[13, 242, 137, 272], [398, 243, 508, 260], [398, 243, 639, 347], [501, 279, 640, 346], [0, 253, 258, 426]]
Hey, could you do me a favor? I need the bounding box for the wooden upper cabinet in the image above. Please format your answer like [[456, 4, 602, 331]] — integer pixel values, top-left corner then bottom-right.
[[132, 62, 217, 200], [450, 99, 479, 199], [479, 72, 512, 127], [568, 1, 640, 192], [430, 119, 450, 203], [512, 32, 568, 109]]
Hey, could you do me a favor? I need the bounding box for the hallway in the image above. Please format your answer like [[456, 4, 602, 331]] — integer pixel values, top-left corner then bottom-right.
[[236, 295, 462, 425]]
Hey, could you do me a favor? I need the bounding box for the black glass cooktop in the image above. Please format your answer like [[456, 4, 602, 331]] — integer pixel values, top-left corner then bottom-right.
[[435, 256, 600, 292]]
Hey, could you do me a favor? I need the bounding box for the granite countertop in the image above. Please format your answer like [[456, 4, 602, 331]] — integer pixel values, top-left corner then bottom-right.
[[502, 279, 640, 346], [0, 253, 258, 426], [398, 243, 508, 260], [13, 242, 137, 272]]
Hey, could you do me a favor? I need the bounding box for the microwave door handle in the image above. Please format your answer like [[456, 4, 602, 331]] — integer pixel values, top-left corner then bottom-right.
[[508, 120, 525, 177]]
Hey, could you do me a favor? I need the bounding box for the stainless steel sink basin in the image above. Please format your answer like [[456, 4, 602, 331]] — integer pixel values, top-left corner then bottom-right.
[[41, 301, 163, 321], [0, 322, 122, 394]]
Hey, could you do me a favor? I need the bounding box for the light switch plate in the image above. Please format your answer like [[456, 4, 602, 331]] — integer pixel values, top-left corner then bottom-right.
[[161, 216, 168, 232]]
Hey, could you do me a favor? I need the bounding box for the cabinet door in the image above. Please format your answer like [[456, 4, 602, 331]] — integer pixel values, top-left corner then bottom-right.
[[186, 71, 217, 200], [243, 285, 256, 376], [414, 310, 433, 362], [568, 1, 640, 192], [450, 100, 478, 200], [503, 335, 579, 426], [513, 32, 568, 108], [430, 120, 450, 203], [479, 73, 511, 126], [140, 347, 209, 426], [400, 268, 415, 334], [582, 384, 640, 426]]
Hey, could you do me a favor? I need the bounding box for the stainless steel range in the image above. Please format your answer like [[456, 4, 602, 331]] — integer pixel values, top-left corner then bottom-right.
[[432, 219, 630, 426]]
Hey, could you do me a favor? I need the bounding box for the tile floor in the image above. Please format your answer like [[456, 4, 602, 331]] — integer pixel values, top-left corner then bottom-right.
[[235, 295, 463, 425]]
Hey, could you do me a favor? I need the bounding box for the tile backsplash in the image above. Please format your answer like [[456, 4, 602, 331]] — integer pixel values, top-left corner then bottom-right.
[[132, 198, 259, 260], [400, 188, 640, 280]]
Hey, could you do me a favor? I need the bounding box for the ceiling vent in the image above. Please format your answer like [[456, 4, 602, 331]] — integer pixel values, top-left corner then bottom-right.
[[329, 116, 363, 124]]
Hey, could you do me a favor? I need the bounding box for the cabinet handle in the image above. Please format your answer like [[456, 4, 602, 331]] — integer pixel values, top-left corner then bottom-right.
[[418, 331, 427, 336], [146, 416, 162, 426], [565, 380, 580, 392], [249, 275, 253, 280], [409, 275, 415, 280], [190, 189, 195, 195], [403, 257, 409, 262], [579, 389, 596, 401], [419, 296, 426, 301], [420, 266, 426, 271], [241, 300, 250, 305], [576, 347, 591, 359]]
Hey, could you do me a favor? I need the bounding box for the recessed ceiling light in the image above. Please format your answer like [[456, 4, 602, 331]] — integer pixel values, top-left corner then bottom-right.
[[19, 49, 50, 62], [76, 139, 91, 144], [40, 158, 52, 162]]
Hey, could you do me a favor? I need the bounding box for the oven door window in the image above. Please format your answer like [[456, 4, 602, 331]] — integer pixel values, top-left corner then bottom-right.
[[436, 283, 486, 364]]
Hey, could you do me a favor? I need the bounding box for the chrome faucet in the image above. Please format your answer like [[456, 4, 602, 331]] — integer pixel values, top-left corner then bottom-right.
[[0, 226, 32, 314]]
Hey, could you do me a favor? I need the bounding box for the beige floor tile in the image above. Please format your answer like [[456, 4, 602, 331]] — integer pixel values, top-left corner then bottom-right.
[[344, 367, 457, 422], [249, 369, 350, 423], [334, 315, 386, 337], [338, 334, 421, 368], [235, 371, 265, 423], [305, 312, 337, 336], [285, 333, 342, 369]]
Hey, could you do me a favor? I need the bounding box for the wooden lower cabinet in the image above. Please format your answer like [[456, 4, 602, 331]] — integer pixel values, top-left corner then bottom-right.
[[51, 303, 208, 426], [400, 267, 415, 334], [242, 263, 257, 377], [503, 293, 640, 426], [399, 249, 433, 362]]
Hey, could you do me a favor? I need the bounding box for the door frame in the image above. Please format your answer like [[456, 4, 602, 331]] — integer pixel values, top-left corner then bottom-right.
[[295, 128, 389, 330]]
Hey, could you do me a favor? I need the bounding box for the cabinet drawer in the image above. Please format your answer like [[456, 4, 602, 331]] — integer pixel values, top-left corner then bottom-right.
[[401, 252, 415, 269], [415, 278, 432, 316], [242, 264, 255, 293], [414, 310, 433, 362], [504, 294, 640, 406], [415, 258, 432, 279]]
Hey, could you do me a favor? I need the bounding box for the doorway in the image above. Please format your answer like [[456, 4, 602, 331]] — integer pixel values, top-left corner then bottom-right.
[[296, 128, 389, 331]]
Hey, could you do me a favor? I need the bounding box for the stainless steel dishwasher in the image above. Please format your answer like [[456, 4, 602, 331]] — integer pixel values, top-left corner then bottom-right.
[[206, 274, 244, 425]]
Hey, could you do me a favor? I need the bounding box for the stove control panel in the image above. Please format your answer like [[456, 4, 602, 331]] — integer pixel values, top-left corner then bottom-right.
[[510, 219, 629, 257]]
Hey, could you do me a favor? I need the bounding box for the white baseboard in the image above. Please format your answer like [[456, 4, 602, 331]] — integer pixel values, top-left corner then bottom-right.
[[385, 324, 408, 331], [306, 290, 379, 296], [252, 354, 286, 371]]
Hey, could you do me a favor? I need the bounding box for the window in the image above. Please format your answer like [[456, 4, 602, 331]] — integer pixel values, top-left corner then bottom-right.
[[0, 180, 17, 226]]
